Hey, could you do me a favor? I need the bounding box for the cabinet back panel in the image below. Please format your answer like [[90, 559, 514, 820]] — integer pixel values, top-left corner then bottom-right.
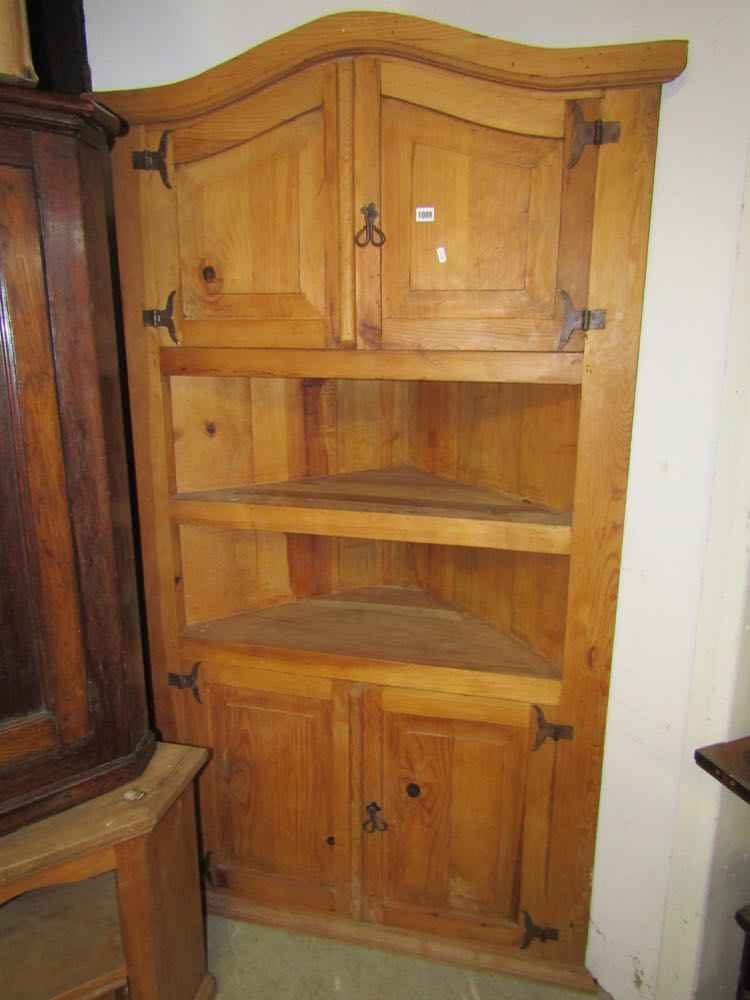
[[335, 379, 410, 471], [171, 376, 254, 491], [180, 524, 264, 624], [419, 546, 567, 666], [410, 382, 579, 510], [181, 529, 402, 624], [179, 528, 566, 668], [170, 377, 579, 512]]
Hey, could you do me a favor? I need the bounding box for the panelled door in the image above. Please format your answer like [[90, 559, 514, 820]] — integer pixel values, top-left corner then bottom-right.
[[353, 57, 604, 351], [0, 161, 90, 767], [361, 687, 545, 947], [137, 62, 342, 349], [201, 669, 352, 915], [124, 54, 604, 354]]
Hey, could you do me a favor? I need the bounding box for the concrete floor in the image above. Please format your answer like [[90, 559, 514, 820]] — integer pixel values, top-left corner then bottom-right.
[[206, 916, 613, 1000]]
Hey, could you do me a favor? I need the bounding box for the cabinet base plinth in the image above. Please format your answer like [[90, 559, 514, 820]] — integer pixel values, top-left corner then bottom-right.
[[207, 889, 596, 994]]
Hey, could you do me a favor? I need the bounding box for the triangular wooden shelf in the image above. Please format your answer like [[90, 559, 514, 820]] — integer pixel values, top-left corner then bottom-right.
[[171, 465, 571, 554]]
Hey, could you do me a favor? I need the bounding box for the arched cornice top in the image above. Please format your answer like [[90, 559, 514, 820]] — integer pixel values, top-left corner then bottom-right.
[[96, 11, 687, 125]]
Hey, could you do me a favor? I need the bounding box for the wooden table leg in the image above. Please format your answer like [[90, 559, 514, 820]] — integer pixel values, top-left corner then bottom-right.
[[114, 782, 216, 1000]]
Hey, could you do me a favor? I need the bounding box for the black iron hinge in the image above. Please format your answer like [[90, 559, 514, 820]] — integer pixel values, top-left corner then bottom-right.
[[567, 102, 621, 170], [132, 130, 171, 188], [200, 850, 226, 889], [143, 289, 179, 345], [168, 661, 202, 703], [201, 850, 215, 887], [532, 705, 574, 751], [557, 289, 606, 351], [521, 909, 560, 949]]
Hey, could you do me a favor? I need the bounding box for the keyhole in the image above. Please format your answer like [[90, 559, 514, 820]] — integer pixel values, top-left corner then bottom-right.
[[406, 782, 421, 798]]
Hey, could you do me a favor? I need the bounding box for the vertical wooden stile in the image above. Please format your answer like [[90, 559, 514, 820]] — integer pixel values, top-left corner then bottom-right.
[[361, 685, 384, 925], [110, 127, 181, 739], [353, 57, 382, 347], [335, 60, 355, 347], [548, 85, 663, 963]]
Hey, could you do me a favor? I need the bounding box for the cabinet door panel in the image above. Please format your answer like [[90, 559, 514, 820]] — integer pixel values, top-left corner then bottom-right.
[[363, 688, 532, 945], [0, 163, 88, 758], [179, 112, 324, 319], [168, 65, 339, 348], [380, 98, 562, 350], [205, 674, 350, 913]]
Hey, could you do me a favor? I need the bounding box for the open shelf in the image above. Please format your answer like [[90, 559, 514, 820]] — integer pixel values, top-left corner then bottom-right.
[[170, 465, 571, 554], [180, 584, 561, 703], [0, 873, 126, 1000]]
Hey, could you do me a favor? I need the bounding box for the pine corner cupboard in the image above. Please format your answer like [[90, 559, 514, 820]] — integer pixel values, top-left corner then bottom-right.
[[99, 14, 687, 988]]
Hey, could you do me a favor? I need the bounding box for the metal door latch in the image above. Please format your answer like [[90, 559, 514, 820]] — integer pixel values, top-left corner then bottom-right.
[[354, 203, 386, 247], [362, 801, 388, 833]]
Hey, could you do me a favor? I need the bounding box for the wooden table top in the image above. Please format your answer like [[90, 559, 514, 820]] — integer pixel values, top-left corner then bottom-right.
[[695, 735, 750, 806]]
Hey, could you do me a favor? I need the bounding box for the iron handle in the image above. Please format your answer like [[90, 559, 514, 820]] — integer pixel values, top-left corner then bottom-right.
[[354, 202, 385, 248], [362, 801, 388, 833]]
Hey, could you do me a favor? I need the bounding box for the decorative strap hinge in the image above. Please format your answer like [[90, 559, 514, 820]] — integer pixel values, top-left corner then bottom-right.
[[533, 705, 574, 751], [132, 130, 171, 188], [142, 289, 180, 345], [557, 289, 606, 351], [568, 102, 620, 169], [168, 661, 202, 703], [521, 909, 560, 949]]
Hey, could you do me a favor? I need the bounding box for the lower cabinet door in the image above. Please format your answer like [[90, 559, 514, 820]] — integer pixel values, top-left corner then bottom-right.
[[362, 687, 534, 947], [202, 670, 351, 915]]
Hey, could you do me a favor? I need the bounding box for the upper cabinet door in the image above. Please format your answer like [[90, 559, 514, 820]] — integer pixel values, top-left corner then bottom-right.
[[355, 59, 599, 352], [104, 14, 685, 356], [158, 64, 341, 348]]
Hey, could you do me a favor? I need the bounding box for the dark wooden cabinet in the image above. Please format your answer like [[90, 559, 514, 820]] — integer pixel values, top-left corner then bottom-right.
[[0, 84, 154, 834]]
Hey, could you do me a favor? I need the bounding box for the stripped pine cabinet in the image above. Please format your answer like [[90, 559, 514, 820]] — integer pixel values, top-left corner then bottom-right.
[[99, 13, 686, 988]]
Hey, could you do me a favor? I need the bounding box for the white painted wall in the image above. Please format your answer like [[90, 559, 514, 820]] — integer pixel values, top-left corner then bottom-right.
[[83, 2, 750, 997]]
